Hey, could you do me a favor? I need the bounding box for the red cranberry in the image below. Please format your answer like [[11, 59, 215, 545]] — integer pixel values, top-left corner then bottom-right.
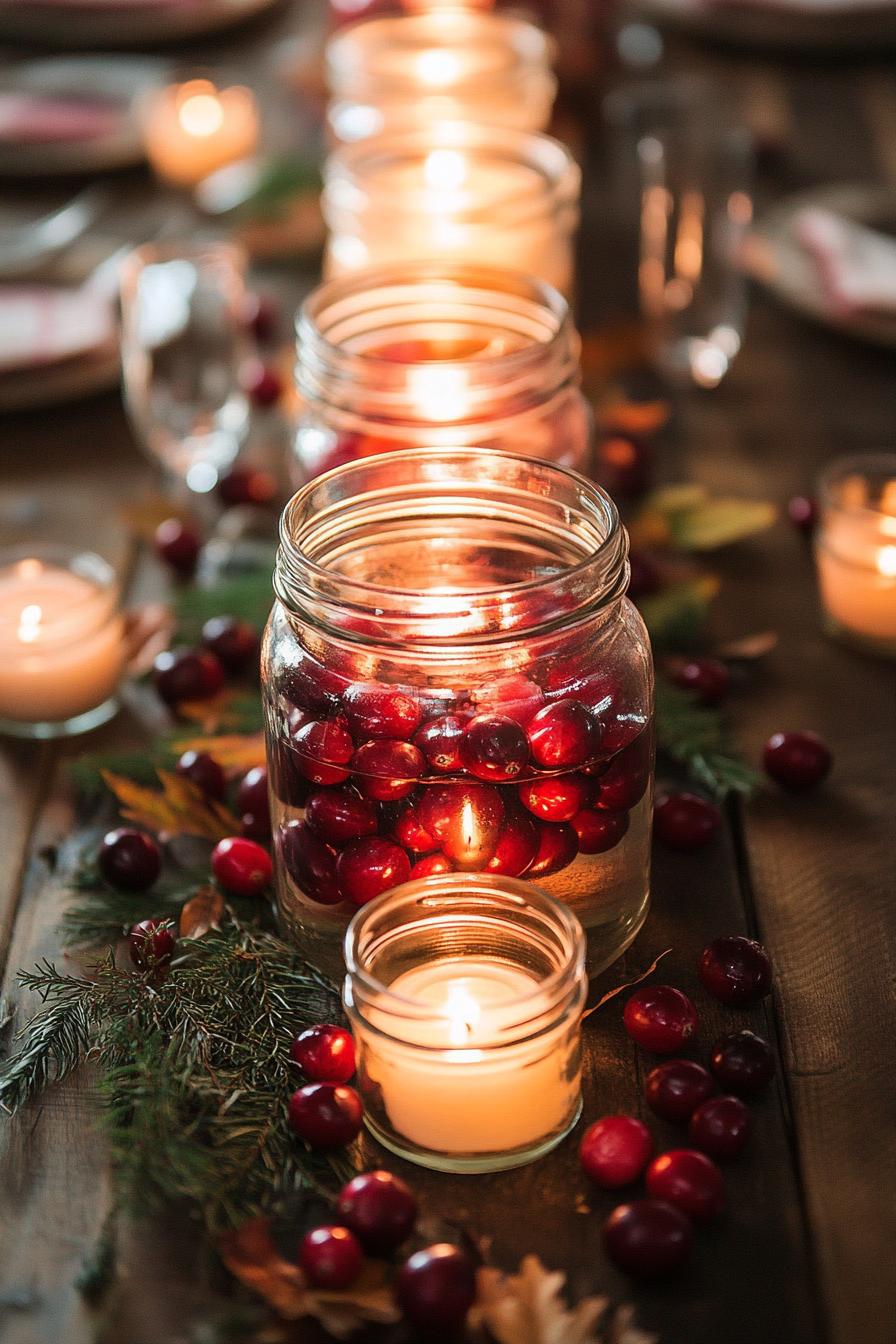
[[410, 853, 454, 878], [293, 719, 355, 787], [336, 1170, 418, 1252], [353, 740, 424, 802], [763, 730, 831, 790], [393, 803, 438, 853], [710, 1030, 775, 1096], [475, 675, 544, 727], [579, 1115, 653, 1188], [282, 653, 345, 716], [240, 358, 282, 408], [211, 836, 272, 897], [280, 820, 341, 904], [306, 788, 378, 847], [99, 828, 161, 891], [594, 732, 652, 811], [571, 807, 629, 854], [153, 647, 224, 706], [243, 291, 279, 343], [527, 699, 600, 770], [623, 986, 698, 1054], [201, 615, 259, 675], [517, 772, 590, 823], [343, 683, 422, 741], [299, 1225, 363, 1290], [787, 494, 817, 534], [128, 918, 176, 970], [417, 781, 505, 868], [235, 765, 271, 841], [485, 809, 538, 876], [603, 1200, 692, 1277], [699, 935, 772, 1006], [653, 793, 721, 850], [671, 657, 731, 706], [689, 1095, 752, 1160], [460, 713, 530, 782], [645, 1060, 714, 1123], [336, 836, 411, 906], [396, 1244, 476, 1332], [594, 430, 653, 499], [154, 517, 201, 577], [646, 1149, 725, 1223], [217, 467, 278, 509], [527, 821, 578, 878], [413, 713, 469, 773], [291, 1024, 356, 1084], [176, 749, 226, 801], [288, 1082, 363, 1148]]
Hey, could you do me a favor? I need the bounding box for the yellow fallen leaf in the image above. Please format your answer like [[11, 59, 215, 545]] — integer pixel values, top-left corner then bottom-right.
[[103, 770, 240, 842], [172, 733, 267, 776], [179, 886, 226, 939]]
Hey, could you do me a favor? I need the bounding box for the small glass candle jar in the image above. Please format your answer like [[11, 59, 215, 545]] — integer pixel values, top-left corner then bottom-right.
[[0, 546, 125, 738], [322, 122, 580, 296], [292, 261, 591, 483], [263, 449, 654, 980], [815, 453, 896, 656], [343, 873, 586, 1172], [325, 11, 557, 145]]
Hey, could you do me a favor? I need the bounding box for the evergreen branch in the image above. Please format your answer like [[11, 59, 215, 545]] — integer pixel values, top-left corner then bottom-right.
[[175, 570, 274, 644], [655, 678, 760, 800], [0, 964, 97, 1114]]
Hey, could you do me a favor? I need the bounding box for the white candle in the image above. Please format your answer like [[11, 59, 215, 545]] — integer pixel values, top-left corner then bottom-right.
[[815, 459, 896, 653], [0, 557, 125, 726], [141, 79, 259, 188]]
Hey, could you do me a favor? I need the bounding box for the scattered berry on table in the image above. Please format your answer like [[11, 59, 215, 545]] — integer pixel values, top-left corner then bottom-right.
[[579, 1115, 654, 1188], [243, 291, 280, 343], [787, 494, 817, 534], [670, 657, 730, 705], [211, 836, 272, 897], [201, 615, 259, 676], [154, 517, 201, 578], [396, 1244, 476, 1331], [763, 730, 832, 790], [623, 986, 698, 1054], [699, 935, 772, 1006], [299, 1225, 363, 1290], [176, 749, 227, 802], [290, 1024, 356, 1084], [688, 1095, 752, 1160], [240, 358, 282, 408], [646, 1148, 725, 1223], [153, 647, 224, 706], [217, 467, 278, 509], [99, 828, 161, 891], [653, 793, 722, 850], [288, 1082, 363, 1148], [603, 1199, 693, 1276], [645, 1059, 715, 1123], [128, 917, 176, 971], [710, 1029, 776, 1096], [336, 1170, 418, 1252]]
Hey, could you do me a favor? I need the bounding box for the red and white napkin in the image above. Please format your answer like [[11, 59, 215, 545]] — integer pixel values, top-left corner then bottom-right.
[[0, 285, 114, 373], [0, 92, 121, 144], [795, 207, 896, 318]]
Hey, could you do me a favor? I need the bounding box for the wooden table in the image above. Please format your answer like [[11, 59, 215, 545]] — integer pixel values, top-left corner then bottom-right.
[[1, 11, 895, 1344]]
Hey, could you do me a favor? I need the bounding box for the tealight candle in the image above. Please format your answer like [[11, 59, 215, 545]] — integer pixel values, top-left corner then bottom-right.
[[0, 548, 125, 737], [343, 874, 586, 1172], [815, 453, 896, 656], [141, 79, 260, 188]]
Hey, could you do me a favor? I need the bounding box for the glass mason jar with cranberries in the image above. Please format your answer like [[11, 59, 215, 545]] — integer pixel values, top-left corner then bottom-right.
[[263, 449, 653, 979], [292, 261, 591, 484]]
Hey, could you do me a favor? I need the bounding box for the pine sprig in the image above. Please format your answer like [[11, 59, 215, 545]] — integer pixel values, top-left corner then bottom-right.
[[0, 961, 98, 1114], [174, 569, 274, 644], [655, 678, 759, 800]]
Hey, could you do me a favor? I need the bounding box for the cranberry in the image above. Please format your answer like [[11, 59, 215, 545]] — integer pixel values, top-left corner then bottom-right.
[[517, 772, 590, 823], [594, 430, 653, 499], [288, 1082, 363, 1148], [689, 1095, 752, 1160], [787, 494, 817, 534], [603, 1200, 692, 1277], [645, 1060, 714, 1123], [571, 807, 629, 854], [299, 1225, 363, 1290], [623, 986, 698, 1054], [527, 821, 578, 878], [280, 820, 341, 905], [154, 517, 201, 577], [240, 358, 282, 408], [595, 732, 652, 811], [293, 719, 355, 787], [396, 1244, 476, 1332], [763, 730, 831, 790], [176, 749, 226, 802], [336, 1170, 418, 1252], [217, 467, 278, 509], [291, 1024, 356, 1084], [306, 788, 378, 848], [128, 918, 176, 970], [282, 653, 345, 716], [394, 803, 438, 853], [410, 853, 454, 878], [475, 675, 545, 727], [235, 765, 271, 841], [486, 809, 538, 876], [211, 836, 272, 897], [413, 714, 469, 773], [243, 291, 279, 343], [653, 793, 721, 850], [627, 551, 662, 601], [200, 615, 259, 675], [579, 1115, 653, 1188], [699, 935, 772, 1006], [153, 647, 224, 706], [459, 713, 530, 782], [710, 1030, 775, 1096], [647, 1149, 725, 1224], [527, 699, 600, 770], [343, 683, 422, 741], [670, 657, 731, 706], [99, 828, 161, 891], [417, 781, 504, 868], [353, 740, 424, 802], [336, 836, 411, 906]]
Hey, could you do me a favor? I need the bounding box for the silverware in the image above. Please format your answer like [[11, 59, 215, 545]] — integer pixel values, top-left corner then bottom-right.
[[0, 186, 110, 279]]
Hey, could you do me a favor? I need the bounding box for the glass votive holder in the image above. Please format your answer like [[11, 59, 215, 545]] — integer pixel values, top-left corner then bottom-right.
[[815, 453, 896, 657], [343, 873, 586, 1174], [0, 545, 125, 738]]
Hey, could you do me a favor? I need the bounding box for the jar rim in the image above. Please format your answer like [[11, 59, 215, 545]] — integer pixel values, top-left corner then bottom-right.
[[817, 452, 896, 522]]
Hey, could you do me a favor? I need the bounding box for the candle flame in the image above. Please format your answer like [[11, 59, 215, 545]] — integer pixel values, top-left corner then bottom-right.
[[18, 603, 43, 645], [424, 148, 467, 192], [408, 363, 471, 422], [177, 83, 225, 138], [416, 49, 462, 87], [877, 545, 896, 578], [444, 982, 481, 1045]]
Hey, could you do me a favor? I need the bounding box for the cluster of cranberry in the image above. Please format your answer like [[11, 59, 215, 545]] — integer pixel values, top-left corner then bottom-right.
[[288, 1025, 476, 1331], [580, 934, 775, 1277]]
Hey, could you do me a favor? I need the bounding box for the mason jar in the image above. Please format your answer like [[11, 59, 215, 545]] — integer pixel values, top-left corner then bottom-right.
[[325, 10, 557, 145], [292, 261, 591, 483], [262, 448, 654, 980], [322, 122, 580, 296]]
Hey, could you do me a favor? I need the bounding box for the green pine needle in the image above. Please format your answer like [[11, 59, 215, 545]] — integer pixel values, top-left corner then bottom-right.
[[656, 678, 759, 799], [175, 569, 274, 644]]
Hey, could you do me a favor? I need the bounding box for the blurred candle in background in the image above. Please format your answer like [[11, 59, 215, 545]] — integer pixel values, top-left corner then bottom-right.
[[815, 454, 896, 657], [141, 79, 259, 187]]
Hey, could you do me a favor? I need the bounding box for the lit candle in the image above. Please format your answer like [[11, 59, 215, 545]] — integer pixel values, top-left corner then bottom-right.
[[815, 454, 896, 656], [0, 552, 125, 735], [141, 79, 259, 188]]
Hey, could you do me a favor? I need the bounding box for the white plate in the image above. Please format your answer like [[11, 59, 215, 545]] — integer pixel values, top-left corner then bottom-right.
[[0, 0, 281, 49], [630, 0, 896, 51], [745, 184, 896, 349]]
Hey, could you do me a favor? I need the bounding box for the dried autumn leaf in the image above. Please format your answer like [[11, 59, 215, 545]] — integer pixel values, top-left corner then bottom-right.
[[715, 630, 779, 661], [179, 886, 225, 939], [102, 770, 240, 842], [471, 1254, 653, 1344], [597, 396, 671, 437], [581, 950, 672, 1021], [666, 498, 777, 552], [172, 732, 267, 775]]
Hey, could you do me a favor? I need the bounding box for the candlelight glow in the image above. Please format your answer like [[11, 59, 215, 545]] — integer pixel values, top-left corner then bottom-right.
[[424, 148, 468, 191], [877, 546, 896, 578], [408, 363, 471, 421], [177, 84, 225, 138], [17, 603, 42, 645], [444, 982, 481, 1045], [416, 49, 462, 87]]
